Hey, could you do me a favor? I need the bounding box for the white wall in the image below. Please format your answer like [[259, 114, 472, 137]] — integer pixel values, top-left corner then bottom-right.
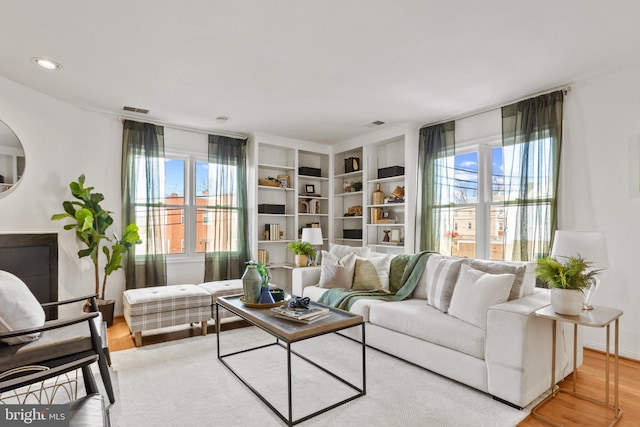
[[562, 63, 640, 359], [0, 75, 125, 314]]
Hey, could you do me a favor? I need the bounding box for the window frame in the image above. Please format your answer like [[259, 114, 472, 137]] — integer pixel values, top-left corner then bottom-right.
[[451, 139, 504, 260], [134, 150, 207, 262]]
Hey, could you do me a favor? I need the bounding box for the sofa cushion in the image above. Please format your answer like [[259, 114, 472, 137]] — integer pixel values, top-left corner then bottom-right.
[[466, 259, 526, 301], [369, 299, 486, 359], [448, 264, 514, 329], [349, 299, 388, 322], [0, 270, 46, 345], [318, 251, 357, 288], [329, 243, 370, 259], [302, 285, 330, 301], [352, 253, 392, 292], [425, 256, 466, 313]]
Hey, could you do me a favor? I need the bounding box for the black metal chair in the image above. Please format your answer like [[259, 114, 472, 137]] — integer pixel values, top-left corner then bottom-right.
[[0, 294, 115, 404], [0, 354, 110, 426]]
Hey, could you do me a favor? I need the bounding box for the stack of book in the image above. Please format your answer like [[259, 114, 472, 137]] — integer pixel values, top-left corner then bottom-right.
[[264, 224, 282, 241], [271, 306, 331, 324]]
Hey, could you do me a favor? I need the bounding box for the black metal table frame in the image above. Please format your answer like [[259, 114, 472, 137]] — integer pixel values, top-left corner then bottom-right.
[[215, 302, 366, 426]]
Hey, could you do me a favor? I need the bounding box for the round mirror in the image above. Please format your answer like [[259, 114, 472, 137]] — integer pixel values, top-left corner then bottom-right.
[[0, 120, 25, 197]]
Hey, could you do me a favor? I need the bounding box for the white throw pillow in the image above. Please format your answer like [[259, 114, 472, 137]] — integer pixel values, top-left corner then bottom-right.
[[0, 270, 46, 345], [448, 263, 515, 329], [466, 259, 526, 301], [425, 255, 466, 313], [318, 251, 357, 288], [352, 252, 393, 292], [329, 243, 370, 259]]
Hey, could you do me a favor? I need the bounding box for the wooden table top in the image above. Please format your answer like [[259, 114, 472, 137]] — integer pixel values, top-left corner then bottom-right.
[[216, 295, 363, 342]]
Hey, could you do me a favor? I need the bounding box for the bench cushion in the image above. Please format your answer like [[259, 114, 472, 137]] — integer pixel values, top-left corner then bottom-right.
[[123, 284, 211, 317], [199, 279, 244, 303]]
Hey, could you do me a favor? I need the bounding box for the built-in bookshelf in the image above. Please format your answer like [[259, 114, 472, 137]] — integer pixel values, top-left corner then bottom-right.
[[333, 148, 364, 247], [364, 136, 406, 253], [256, 144, 296, 282]]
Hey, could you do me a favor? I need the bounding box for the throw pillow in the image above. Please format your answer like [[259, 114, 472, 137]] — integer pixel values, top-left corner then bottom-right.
[[352, 253, 393, 292], [425, 255, 466, 313], [467, 259, 526, 301], [0, 270, 46, 345], [317, 251, 357, 289], [448, 263, 515, 329], [388, 254, 411, 294], [329, 243, 370, 259]]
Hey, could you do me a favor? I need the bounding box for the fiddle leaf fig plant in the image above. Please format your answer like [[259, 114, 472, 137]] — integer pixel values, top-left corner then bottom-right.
[[52, 174, 141, 301]]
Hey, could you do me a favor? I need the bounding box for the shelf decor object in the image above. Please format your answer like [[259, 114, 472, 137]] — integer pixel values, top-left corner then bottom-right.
[[372, 184, 384, 205], [550, 231, 609, 310]]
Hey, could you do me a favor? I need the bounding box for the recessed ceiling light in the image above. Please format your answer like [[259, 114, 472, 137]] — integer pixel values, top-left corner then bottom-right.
[[32, 57, 62, 70]]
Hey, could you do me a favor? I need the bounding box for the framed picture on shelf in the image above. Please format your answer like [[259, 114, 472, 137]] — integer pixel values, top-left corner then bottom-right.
[[305, 184, 315, 194], [390, 228, 402, 243], [277, 175, 289, 188], [382, 210, 390, 219]]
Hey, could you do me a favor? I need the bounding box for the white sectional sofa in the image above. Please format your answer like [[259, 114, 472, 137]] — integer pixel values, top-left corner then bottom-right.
[[292, 251, 582, 409]]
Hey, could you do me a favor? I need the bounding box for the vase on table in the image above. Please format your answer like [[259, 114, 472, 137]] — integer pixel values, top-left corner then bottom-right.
[[258, 285, 275, 304], [242, 264, 262, 304], [550, 288, 584, 316]]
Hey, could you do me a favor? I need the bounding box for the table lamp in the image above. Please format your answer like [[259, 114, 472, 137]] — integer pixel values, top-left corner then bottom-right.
[[550, 230, 609, 310], [301, 227, 323, 265]]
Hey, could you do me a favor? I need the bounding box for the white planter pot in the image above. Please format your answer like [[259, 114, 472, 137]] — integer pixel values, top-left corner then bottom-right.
[[550, 288, 584, 316], [295, 255, 308, 267]]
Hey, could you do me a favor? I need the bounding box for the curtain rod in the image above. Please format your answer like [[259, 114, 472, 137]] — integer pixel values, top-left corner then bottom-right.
[[421, 84, 572, 128], [113, 114, 249, 139]]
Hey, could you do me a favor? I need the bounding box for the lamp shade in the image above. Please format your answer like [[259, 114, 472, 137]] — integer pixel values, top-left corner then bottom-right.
[[301, 228, 323, 246], [551, 231, 609, 270]]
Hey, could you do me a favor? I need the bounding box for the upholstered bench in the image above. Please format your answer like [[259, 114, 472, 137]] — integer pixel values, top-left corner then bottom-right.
[[199, 279, 245, 321], [123, 284, 212, 347], [199, 279, 278, 320]]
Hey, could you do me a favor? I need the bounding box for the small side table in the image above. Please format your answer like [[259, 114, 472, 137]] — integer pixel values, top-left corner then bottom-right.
[[533, 305, 623, 426]]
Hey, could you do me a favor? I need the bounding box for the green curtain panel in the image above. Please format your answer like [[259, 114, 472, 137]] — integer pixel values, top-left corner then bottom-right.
[[204, 134, 250, 281], [417, 121, 455, 253], [501, 90, 563, 261], [121, 120, 167, 289]]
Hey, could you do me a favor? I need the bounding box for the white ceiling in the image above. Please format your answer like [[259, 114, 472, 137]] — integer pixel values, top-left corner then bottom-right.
[[1, 1, 640, 144]]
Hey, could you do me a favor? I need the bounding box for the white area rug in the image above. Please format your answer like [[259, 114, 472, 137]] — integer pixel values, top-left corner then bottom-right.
[[105, 327, 531, 426]]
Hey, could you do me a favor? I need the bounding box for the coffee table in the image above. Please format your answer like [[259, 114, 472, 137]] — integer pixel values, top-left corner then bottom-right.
[[216, 295, 366, 426]]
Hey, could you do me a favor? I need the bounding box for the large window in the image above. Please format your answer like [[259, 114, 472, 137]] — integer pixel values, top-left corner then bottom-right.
[[435, 143, 505, 259], [134, 153, 240, 258], [440, 138, 555, 261]]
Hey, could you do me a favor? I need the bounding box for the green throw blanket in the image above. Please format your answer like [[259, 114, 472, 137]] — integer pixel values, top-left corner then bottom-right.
[[317, 251, 435, 311]]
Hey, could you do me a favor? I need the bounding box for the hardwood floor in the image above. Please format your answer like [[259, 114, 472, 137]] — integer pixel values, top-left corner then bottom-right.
[[519, 350, 639, 426], [106, 316, 251, 352], [107, 318, 639, 425]]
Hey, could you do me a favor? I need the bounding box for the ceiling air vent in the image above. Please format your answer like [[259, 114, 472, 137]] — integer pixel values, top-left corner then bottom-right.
[[122, 106, 149, 114], [367, 120, 386, 128]]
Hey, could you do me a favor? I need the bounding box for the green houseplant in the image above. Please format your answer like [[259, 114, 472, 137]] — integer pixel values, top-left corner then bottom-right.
[[536, 255, 600, 315], [287, 241, 316, 267], [51, 174, 141, 324]]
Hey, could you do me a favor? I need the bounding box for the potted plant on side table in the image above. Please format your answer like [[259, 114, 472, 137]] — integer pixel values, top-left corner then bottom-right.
[[536, 254, 601, 316], [287, 241, 316, 268], [52, 174, 141, 326]]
